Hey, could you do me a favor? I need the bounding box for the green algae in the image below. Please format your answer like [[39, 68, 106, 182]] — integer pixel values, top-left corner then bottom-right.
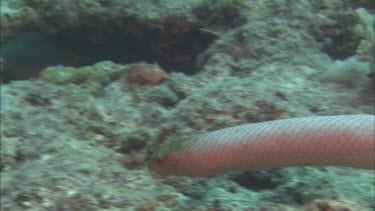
[[40, 61, 125, 96]]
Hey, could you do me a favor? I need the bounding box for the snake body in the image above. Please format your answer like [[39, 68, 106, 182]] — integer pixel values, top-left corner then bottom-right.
[[149, 115, 375, 177]]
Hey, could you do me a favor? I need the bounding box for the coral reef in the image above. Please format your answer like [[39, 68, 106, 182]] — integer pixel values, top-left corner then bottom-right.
[[1, 0, 374, 210]]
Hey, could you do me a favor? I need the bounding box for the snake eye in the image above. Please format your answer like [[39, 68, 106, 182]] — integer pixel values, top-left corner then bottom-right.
[[155, 157, 163, 165]]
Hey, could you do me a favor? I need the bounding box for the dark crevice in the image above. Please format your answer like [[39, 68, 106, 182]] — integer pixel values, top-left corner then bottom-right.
[[1, 21, 216, 83], [231, 171, 281, 191], [310, 10, 361, 60]]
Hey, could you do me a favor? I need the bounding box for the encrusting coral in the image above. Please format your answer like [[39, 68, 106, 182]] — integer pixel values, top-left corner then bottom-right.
[[125, 62, 168, 86]]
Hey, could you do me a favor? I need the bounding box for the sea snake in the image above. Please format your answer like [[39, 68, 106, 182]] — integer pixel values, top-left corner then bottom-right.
[[148, 115, 374, 177]]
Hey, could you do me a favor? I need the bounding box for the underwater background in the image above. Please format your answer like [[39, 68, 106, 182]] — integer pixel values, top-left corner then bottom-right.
[[1, 0, 374, 210]]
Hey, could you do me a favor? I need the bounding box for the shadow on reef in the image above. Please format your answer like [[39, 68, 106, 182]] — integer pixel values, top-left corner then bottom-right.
[[1, 19, 216, 83]]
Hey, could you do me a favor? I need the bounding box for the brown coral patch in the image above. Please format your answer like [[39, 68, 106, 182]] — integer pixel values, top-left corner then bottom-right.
[[125, 62, 168, 86]]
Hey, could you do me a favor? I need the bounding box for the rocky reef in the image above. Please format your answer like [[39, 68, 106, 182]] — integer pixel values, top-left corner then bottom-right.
[[1, 0, 374, 210]]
